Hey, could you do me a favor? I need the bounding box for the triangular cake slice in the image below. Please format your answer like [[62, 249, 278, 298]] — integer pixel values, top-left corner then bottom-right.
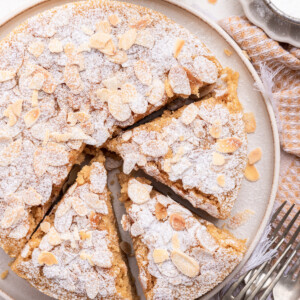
[[107, 93, 247, 219], [119, 175, 246, 299], [12, 153, 136, 300]]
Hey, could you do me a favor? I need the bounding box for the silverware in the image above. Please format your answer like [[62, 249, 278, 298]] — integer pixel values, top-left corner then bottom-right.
[[222, 202, 300, 300]]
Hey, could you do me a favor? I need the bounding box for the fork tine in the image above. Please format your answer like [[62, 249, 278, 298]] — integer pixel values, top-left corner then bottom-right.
[[246, 225, 300, 300], [287, 256, 300, 278], [221, 272, 248, 299], [270, 201, 287, 223], [280, 209, 300, 238], [272, 203, 295, 237], [259, 241, 300, 300]]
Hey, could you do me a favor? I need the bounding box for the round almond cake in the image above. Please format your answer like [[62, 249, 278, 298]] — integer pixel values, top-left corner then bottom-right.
[[0, 0, 249, 299]]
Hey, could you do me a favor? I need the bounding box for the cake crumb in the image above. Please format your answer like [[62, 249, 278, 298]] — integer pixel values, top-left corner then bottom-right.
[[227, 209, 254, 229], [1, 270, 8, 280], [224, 48, 232, 56]]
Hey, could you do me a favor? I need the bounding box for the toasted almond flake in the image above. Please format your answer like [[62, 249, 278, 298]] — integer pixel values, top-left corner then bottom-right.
[[48, 38, 63, 53], [120, 241, 132, 255], [180, 103, 198, 125], [28, 41, 45, 58], [96, 88, 114, 102], [168, 66, 191, 95], [82, 192, 106, 212], [122, 131, 132, 141], [81, 25, 94, 35], [120, 82, 137, 104], [130, 14, 152, 29], [102, 76, 122, 91], [31, 90, 39, 107], [163, 159, 171, 173], [106, 50, 128, 64], [0, 138, 22, 167], [1, 206, 24, 229], [0, 70, 15, 82], [224, 48, 232, 56], [209, 120, 222, 138], [64, 65, 83, 94], [171, 250, 199, 277], [108, 93, 131, 122], [72, 196, 89, 216], [77, 42, 91, 53], [38, 251, 58, 266], [85, 272, 99, 299], [22, 187, 42, 206], [29, 73, 45, 90], [174, 39, 185, 58], [108, 14, 120, 26], [99, 39, 117, 56], [169, 214, 186, 231], [172, 233, 180, 250], [244, 163, 260, 182], [96, 21, 111, 33], [10, 99, 23, 117], [47, 228, 62, 246], [3, 107, 17, 127], [24, 107, 40, 128], [164, 78, 174, 98], [212, 152, 225, 166], [243, 112, 256, 133], [155, 202, 167, 220], [1, 270, 8, 280], [118, 29, 137, 51], [248, 147, 262, 165], [135, 29, 155, 49], [56, 200, 71, 218], [227, 209, 254, 229], [153, 249, 169, 263], [216, 137, 242, 153], [140, 140, 169, 157], [79, 230, 92, 240], [40, 221, 50, 233], [217, 174, 225, 187], [148, 78, 165, 105], [89, 32, 112, 49], [134, 60, 152, 86], [128, 179, 152, 204]]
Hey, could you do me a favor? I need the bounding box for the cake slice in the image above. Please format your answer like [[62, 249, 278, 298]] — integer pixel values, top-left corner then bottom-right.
[[12, 153, 136, 300], [119, 175, 246, 299], [106, 84, 248, 219]]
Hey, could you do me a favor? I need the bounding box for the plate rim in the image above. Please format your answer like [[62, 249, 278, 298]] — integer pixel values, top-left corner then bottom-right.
[[0, 0, 280, 299]]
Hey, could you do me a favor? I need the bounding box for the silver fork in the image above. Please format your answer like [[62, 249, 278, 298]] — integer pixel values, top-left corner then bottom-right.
[[222, 202, 300, 300]]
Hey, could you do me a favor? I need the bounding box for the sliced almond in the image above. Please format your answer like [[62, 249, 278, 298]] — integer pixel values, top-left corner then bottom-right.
[[243, 112, 256, 133], [120, 83, 137, 104], [22, 187, 42, 206], [135, 29, 155, 49], [56, 200, 71, 218], [79, 230, 92, 240], [28, 41, 45, 58], [164, 78, 174, 98], [140, 140, 169, 157], [118, 29, 137, 51], [29, 73, 45, 90], [212, 152, 225, 166], [169, 213, 186, 231], [153, 249, 169, 264], [172, 233, 180, 250], [128, 179, 152, 204], [96, 21, 111, 33], [3, 107, 17, 127], [78, 42, 91, 53], [129, 14, 152, 30], [107, 92, 131, 122], [180, 103, 199, 125], [106, 50, 128, 64], [244, 163, 260, 182], [171, 250, 199, 277], [10, 99, 23, 117], [64, 65, 83, 94], [108, 14, 120, 26], [155, 202, 167, 220], [38, 251, 58, 266], [72, 196, 89, 216], [216, 137, 242, 153], [81, 25, 94, 35], [217, 174, 225, 187], [99, 39, 116, 56], [47, 228, 62, 246], [168, 66, 191, 96], [96, 88, 114, 103], [134, 60, 152, 86], [48, 38, 63, 53], [40, 221, 50, 233], [24, 107, 40, 128], [31, 90, 39, 107], [0, 70, 15, 82], [148, 78, 165, 105], [248, 147, 262, 165], [1, 206, 24, 229], [174, 39, 185, 58], [89, 32, 112, 49], [209, 120, 222, 138]]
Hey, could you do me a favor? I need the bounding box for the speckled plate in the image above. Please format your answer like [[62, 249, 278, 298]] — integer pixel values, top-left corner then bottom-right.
[[0, 1, 280, 299]]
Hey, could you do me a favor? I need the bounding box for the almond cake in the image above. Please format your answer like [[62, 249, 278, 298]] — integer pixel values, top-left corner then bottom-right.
[[118, 175, 246, 299], [0, 0, 222, 257], [106, 90, 248, 219], [12, 152, 137, 299]]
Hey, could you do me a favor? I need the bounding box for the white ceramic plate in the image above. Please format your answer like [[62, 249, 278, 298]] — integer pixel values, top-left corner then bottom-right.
[[0, 1, 280, 299]]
